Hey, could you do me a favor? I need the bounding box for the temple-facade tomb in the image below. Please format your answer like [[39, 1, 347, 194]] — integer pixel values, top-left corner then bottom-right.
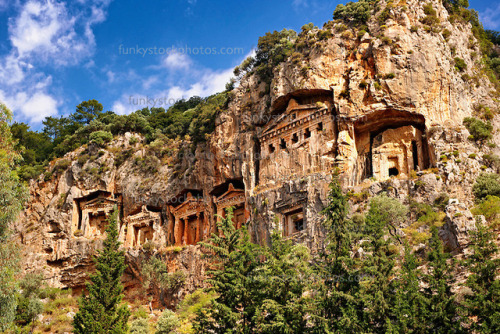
[[213, 182, 249, 229], [72, 191, 121, 239], [169, 191, 207, 246], [120, 205, 165, 249]]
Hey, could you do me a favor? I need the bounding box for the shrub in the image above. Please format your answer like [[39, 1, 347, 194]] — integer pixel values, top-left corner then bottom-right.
[[483, 154, 500, 172], [381, 36, 393, 45], [89, 130, 113, 147], [469, 153, 477, 159], [454, 57, 467, 72], [53, 159, 71, 174], [471, 195, 500, 228], [130, 318, 149, 334], [463, 117, 493, 142], [473, 173, 500, 200], [368, 193, 408, 226], [434, 193, 450, 210], [129, 136, 139, 145], [142, 241, 157, 253], [442, 29, 452, 40], [333, 0, 374, 24], [421, 3, 440, 26], [383, 73, 396, 79], [155, 309, 179, 334]]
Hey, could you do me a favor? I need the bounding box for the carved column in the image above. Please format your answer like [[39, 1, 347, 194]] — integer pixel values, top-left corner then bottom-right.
[[195, 213, 201, 243], [183, 218, 188, 245], [173, 217, 181, 246]]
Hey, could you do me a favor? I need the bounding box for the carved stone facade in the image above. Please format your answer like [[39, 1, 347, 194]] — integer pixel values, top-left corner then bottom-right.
[[72, 191, 121, 239], [250, 91, 435, 247], [214, 183, 249, 229], [120, 206, 166, 248], [259, 91, 336, 188], [169, 192, 207, 246]]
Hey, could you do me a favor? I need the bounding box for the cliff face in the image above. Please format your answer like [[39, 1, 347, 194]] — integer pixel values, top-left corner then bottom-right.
[[14, 0, 499, 305]]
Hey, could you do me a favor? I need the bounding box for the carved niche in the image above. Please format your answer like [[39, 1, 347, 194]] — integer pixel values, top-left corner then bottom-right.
[[169, 192, 206, 246], [72, 191, 121, 239]]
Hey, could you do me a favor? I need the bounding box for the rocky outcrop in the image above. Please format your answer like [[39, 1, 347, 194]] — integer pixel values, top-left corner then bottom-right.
[[13, 0, 499, 306]]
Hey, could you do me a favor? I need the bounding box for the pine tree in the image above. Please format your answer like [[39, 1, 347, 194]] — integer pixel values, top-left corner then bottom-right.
[[423, 227, 462, 333], [193, 208, 261, 333], [315, 177, 363, 333], [73, 208, 130, 334], [356, 194, 407, 332], [464, 220, 500, 333], [252, 232, 314, 333], [392, 243, 428, 333]]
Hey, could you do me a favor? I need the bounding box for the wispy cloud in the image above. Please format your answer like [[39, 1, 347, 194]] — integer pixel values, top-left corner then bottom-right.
[[292, 0, 309, 11], [0, 0, 113, 123], [111, 50, 250, 115], [480, 3, 500, 30], [162, 52, 192, 70]]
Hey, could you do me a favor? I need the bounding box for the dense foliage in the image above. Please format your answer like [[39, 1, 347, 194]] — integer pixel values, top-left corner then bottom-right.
[[189, 178, 499, 333], [73, 208, 130, 334], [12, 93, 228, 181], [0, 102, 27, 332]]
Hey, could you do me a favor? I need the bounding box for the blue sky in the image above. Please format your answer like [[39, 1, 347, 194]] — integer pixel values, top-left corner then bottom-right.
[[0, 0, 498, 129]]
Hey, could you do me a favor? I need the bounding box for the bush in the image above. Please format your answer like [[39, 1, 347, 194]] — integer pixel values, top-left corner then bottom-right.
[[333, 0, 374, 24], [473, 173, 500, 200], [155, 309, 179, 334], [130, 318, 150, 334], [89, 130, 113, 147], [454, 57, 467, 72], [53, 159, 71, 174], [483, 154, 500, 172], [442, 29, 452, 40], [471, 195, 500, 228], [421, 3, 440, 26], [463, 117, 493, 142], [383, 73, 396, 79], [369, 193, 408, 226]]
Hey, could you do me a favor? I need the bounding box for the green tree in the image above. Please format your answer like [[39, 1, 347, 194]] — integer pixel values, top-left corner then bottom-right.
[[253, 29, 297, 83], [71, 99, 104, 125], [193, 208, 261, 333], [356, 194, 407, 332], [155, 309, 179, 334], [0, 102, 27, 332], [333, 0, 375, 24], [73, 207, 130, 334], [315, 177, 363, 333], [252, 232, 314, 333], [463, 220, 500, 333], [130, 318, 150, 334], [423, 228, 461, 333], [392, 244, 428, 333], [473, 173, 500, 200], [463, 117, 493, 143], [15, 272, 44, 331]]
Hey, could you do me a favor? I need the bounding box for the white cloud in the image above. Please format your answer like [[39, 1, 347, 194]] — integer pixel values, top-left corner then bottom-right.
[[166, 67, 233, 99], [480, 4, 500, 30], [8, 0, 101, 66], [162, 52, 192, 70], [0, 0, 113, 124], [112, 100, 135, 115], [0, 90, 58, 123]]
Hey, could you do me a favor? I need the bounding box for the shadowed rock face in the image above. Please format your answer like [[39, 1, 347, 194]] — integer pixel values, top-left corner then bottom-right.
[[14, 0, 499, 306]]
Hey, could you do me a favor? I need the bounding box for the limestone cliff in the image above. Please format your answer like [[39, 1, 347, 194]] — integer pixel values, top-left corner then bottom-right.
[[14, 0, 500, 307]]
